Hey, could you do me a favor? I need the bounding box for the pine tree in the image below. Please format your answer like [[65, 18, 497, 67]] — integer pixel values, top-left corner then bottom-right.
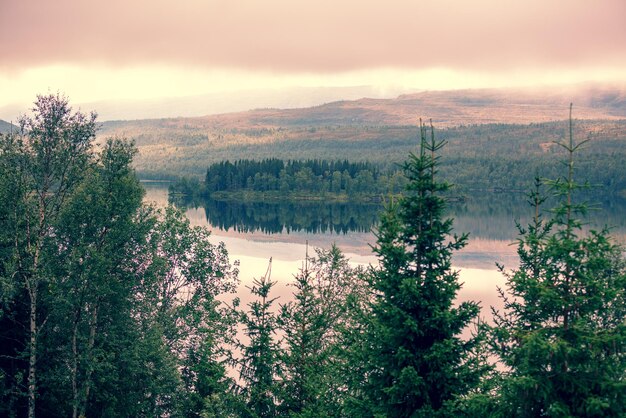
[[491, 105, 626, 417], [355, 121, 485, 417]]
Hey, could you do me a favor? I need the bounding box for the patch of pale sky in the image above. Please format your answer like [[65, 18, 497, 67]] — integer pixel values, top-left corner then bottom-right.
[[1, 0, 624, 110], [2, 64, 625, 109]]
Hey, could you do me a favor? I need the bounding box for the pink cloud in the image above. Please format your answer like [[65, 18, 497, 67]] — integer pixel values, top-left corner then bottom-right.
[[1, 0, 625, 73]]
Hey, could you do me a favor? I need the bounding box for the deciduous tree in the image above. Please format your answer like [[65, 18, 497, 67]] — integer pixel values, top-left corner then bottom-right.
[[0, 94, 96, 418]]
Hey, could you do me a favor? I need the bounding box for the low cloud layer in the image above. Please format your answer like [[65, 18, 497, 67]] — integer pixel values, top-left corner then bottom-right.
[[1, 0, 625, 73]]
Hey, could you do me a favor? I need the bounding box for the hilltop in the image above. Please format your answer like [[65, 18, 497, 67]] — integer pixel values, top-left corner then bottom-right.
[[185, 86, 626, 128], [101, 84, 626, 129]]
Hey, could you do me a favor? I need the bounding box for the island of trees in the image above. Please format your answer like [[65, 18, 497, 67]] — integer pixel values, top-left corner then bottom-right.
[[170, 158, 408, 202], [1, 95, 624, 417]]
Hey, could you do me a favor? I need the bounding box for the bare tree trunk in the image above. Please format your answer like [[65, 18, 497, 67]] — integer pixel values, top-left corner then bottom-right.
[[72, 319, 79, 418], [27, 190, 48, 418], [79, 303, 99, 418], [27, 286, 37, 418]]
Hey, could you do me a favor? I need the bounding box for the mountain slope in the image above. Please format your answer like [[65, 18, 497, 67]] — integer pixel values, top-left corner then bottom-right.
[[95, 86, 626, 181]]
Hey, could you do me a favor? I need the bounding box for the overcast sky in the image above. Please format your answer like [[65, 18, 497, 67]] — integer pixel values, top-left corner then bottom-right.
[[1, 0, 625, 108]]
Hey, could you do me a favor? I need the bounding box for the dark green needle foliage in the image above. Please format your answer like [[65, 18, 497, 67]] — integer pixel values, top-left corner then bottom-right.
[[278, 245, 364, 417], [278, 251, 330, 417], [356, 121, 485, 417], [491, 105, 626, 417], [238, 260, 282, 418]]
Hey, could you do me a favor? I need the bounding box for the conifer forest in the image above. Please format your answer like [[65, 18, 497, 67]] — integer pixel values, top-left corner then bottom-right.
[[1, 95, 625, 417]]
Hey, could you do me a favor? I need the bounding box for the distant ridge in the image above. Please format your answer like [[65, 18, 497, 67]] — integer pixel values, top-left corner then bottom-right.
[[100, 84, 626, 131], [3, 84, 624, 124], [53, 86, 402, 122], [184, 85, 626, 128], [0, 119, 17, 134]]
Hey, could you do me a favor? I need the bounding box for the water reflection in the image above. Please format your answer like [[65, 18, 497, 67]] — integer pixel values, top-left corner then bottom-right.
[[170, 193, 383, 235], [143, 183, 625, 316], [143, 182, 626, 271], [169, 191, 626, 243], [198, 198, 380, 235]]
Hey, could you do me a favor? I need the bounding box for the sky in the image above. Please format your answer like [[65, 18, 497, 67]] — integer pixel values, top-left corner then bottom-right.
[[1, 0, 625, 113]]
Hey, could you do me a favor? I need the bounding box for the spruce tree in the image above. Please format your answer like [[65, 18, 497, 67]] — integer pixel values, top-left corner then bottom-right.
[[491, 105, 626, 417], [238, 260, 282, 418], [278, 250, 327, 416], [356, 121, 485, 417]]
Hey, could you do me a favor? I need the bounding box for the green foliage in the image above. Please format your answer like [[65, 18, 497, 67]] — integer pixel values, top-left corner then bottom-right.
[[179, 302, 241, 418], [138, 206, 240, 416], [170, 158, 399, 199], [143, 205, 239, 347], [39, 138, 152, 417], [353, 122, 487, 417], [237, 261, 282, 418], [3, 95, 625, 417], [278, 245, 366, 417], [0, 93, 98, 418], [0, 96, 240, 418], [491, 107, 626, 417]]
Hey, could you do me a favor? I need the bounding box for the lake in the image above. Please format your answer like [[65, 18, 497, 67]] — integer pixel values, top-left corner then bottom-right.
[[143, 182, 626, 317]]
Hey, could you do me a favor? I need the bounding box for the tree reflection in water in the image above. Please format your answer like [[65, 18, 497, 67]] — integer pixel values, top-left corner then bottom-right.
[[169, 192, 626, 242], [201, 199, 381, 234]]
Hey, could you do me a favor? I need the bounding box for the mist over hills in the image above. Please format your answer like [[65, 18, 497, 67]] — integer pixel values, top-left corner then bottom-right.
[[99, 84, 626, 130], [0, 86, 405, 122], [3, 83, 624, 124]]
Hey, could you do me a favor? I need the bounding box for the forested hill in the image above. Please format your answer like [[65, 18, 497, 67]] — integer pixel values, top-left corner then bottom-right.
[[96, 86, 626, 184]]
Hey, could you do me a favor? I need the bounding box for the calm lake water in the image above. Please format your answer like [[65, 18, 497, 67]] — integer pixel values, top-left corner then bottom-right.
[[143, 182, 626, 317]]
